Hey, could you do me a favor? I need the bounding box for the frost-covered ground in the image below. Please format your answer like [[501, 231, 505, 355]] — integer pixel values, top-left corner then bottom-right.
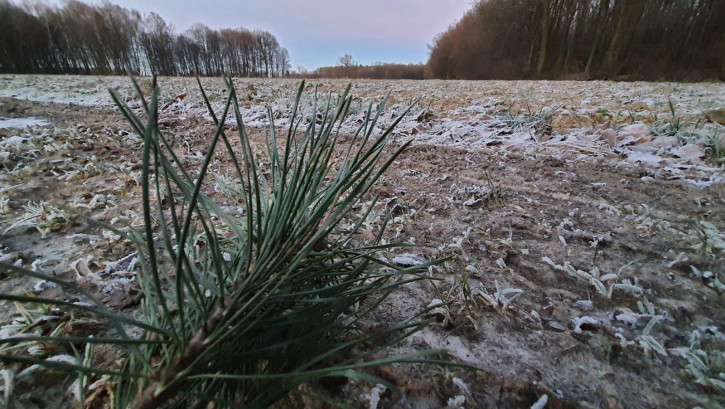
[[1, 75, 724, 408], [2, 75, 723, 186]]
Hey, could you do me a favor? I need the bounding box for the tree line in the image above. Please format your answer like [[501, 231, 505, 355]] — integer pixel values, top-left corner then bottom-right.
[[315, 63, 424, 79], [426, 0, 725, 81], [297, 55, 425, 79], [0, 0, 290, 77]]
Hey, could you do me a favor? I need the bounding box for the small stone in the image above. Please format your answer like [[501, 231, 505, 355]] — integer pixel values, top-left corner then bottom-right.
[[704, 109, 725, 125]]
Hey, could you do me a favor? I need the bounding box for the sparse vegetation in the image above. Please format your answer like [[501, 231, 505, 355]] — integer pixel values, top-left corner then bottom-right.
[[3, 202, 71, 238], [672, 348, 725, 392]]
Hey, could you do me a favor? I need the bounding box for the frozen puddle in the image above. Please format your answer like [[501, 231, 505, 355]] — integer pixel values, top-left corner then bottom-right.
[[0, 117, 50, 129]]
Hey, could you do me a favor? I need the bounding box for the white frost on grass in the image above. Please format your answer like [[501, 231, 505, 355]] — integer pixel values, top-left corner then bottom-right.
[[447, 395, 466, 408], [530, 394, 549, 409], [392, 253, 423, 267], [573, 300, 594, 311], [614, 310, 641, 326], [16, 354, 76, 379], [572, 316, 599, 333]]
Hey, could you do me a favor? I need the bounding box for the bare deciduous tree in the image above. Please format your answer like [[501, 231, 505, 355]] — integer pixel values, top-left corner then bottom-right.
[[0, 0, 290, 77], [426, 0, 725, 80]]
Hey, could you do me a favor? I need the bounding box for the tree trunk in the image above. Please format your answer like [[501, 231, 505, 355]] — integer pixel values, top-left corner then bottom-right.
[[585, 0, 609, 76], [536, 0, 551, 75]]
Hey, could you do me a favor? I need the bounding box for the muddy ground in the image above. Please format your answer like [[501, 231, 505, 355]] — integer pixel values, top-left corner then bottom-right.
[[1, 77, 724, 409]]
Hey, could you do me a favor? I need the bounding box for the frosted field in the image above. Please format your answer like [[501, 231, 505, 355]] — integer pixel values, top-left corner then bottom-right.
[[1, 75, 724, 408], [2, 75, 723, 183]]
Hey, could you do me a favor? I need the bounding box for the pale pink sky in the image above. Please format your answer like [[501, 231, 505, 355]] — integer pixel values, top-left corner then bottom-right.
[[44, 0, 474, 69]]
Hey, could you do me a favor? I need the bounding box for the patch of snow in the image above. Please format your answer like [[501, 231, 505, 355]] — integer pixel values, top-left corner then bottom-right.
[[367, 384, 386, 409], [392, 253, 423, 266], [0, 117, 50, 129]]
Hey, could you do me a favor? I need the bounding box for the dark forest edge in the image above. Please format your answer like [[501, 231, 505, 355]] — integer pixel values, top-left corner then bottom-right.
[[426, 0, 724, 81], [0, 0, 290, 77]]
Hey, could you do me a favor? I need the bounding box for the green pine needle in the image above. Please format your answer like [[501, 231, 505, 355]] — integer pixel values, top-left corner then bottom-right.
[[0, 77, 450, 408]]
